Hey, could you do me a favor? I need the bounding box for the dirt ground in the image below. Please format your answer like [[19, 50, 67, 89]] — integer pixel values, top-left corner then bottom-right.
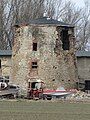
[[0, 99, 90, 120]]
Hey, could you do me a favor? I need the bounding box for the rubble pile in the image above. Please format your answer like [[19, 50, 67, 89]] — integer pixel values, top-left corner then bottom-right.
[[67, 91, 90, 101]]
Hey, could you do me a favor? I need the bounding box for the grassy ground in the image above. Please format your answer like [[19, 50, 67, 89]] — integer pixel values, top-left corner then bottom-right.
[[0, 100, 90, 120]]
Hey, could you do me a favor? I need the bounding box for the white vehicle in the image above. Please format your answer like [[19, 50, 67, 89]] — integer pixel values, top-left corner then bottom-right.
[[0, 77, 19, 98]]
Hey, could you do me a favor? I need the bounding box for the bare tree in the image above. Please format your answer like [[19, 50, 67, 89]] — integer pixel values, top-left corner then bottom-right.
[[0, 0, 7, 49], [0, 0, 45, 49], [76, 1, 90, 50], [0, 0, 90, 50], [13, 0, 44, 23]]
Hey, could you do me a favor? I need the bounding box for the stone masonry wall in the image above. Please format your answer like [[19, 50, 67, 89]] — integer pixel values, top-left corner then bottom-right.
[[11, 25, 77, 95], [77, 57, 90, 82], [0, 56, 11, 77]]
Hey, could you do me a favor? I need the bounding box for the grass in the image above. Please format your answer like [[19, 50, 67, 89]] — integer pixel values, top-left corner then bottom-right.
[[0, 100, 90, 120]]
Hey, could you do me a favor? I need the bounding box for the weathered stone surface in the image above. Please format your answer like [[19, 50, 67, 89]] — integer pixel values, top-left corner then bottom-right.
[[11, 25, 78, 95], [77, 57, 90, 81], [0, 57, 11, 77]]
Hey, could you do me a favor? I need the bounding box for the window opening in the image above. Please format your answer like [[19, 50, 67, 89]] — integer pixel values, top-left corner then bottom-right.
[[32, 62, 38, 69], [61, 30, 70, 50], [31, 82, 37, 89], [31, 82, 41, 89], [0, 60, 1, 68], [33, 43, 37, 51], [85, 80, 90, 90]]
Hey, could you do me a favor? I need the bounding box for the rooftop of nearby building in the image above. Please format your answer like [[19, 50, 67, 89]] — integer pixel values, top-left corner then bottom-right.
[[15, 17, 74, 27], [0, 50, 12, 56], [76, 51, 90, 57], [0, 50, 90, 57]]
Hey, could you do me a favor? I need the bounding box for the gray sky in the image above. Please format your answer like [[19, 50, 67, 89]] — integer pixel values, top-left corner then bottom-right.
[[69, 0, 85, 7]]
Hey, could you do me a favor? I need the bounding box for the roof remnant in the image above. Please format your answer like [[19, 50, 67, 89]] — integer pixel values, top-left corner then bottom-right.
[[29, 17, 73, 27], [0, 50, 12, 56], [15, 17, 74, 27]]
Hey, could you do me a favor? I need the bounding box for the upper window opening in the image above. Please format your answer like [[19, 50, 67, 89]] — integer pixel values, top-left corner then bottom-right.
[[61, 30, 70, 50], [0, 60, 1, 69], [33, 42, 37, 51], [32, 62, 38, 69]]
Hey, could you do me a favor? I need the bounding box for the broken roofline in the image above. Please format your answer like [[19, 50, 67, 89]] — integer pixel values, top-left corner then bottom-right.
[[14, 17, 74, 28]]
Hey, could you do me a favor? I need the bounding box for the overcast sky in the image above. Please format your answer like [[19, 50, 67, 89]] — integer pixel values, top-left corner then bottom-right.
[[68, 0, 85, 7]]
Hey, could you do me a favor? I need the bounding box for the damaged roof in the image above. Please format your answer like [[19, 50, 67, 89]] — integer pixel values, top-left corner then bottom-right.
[[15, 17, 74, 27], [29, 17, 73, 27], [0, 50, 12, 56]]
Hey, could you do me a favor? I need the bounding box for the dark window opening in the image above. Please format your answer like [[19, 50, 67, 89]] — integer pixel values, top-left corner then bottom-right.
[[5, 76, 9, 79], [0, 59, 1, 68], [14, 25, 20, 28], [85, 80, 90, 90], [33, 43, 37, 51], [53, 66, 57, 69], [32, 62, 38, 69], [9, 85, 17, 89], [52, 79, 55, 81], [61, 30, 70, 50], [1, 83, 5, 89], [31, 82, 39, 89], [31, 82, 36, 88]]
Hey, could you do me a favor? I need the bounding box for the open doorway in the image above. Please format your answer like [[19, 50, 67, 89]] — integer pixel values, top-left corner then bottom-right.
[[27, 81, 44, 99]]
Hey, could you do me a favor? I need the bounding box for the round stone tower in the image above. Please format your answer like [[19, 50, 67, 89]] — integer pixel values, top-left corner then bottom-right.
[[11, 17, 78, 95]]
